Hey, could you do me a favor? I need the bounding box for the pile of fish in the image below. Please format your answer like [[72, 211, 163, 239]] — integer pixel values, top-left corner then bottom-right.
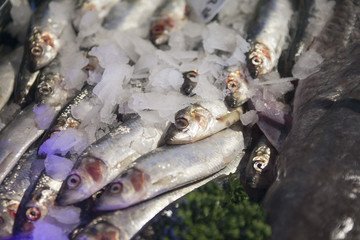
[[0, 0, 359, 239]]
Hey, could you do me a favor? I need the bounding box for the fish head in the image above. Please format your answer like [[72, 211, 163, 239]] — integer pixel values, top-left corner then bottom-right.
[[180, 70, 198, 96], [95, 168, 150, 210], [28, 29, 61, 71], [245, 144, 274, 189], [73, 222, 127, 240], [35, 72, 67, 106], [57, 156, 108, 206], [0, 200, 19, 237], [149, 18, 174, 46], [165, 104, 213, 144], [224, 70, 249, 108], [246, 42, 273, 78], [14, 191, 51, 235]]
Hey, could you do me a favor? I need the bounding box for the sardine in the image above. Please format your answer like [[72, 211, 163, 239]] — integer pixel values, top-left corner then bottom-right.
[[165, 100, 242, 144], [246, 0, 293, 78], [56, 114, 163, 206], [149, 0, 187, 46], [0, 144, 41, 239], [244, 137, 276, 189], [95, 128, 244, 210], [71, 129, 244, 240], [263, 1, 360, 239], [14, 0, 67, 107], [0, 57, 75, 184], [224, 67, 249, 108], [180, 70, 198, 96], [0, 61, 15, 111]]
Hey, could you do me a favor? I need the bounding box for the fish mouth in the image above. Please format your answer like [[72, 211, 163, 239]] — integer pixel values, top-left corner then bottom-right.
[[246, 60, 259, 79], [225, 94, 240, 109]]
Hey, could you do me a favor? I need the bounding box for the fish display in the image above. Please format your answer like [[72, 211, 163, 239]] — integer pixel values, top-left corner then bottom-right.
[[95, 128, 244, 210], [263, 0, 360, 239], [56, 114, 163, 206], [0, 0, 357, 239]]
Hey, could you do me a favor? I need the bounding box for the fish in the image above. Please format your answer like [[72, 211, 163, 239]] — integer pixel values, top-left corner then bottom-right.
[[224, 67, 249, 108], [165, 100, 242, 144], [14, 0, 67, 107], [180, 70, 198, 96], [95, 128, 244, 211], [102, 0, 165, 31], [0, 56, 75, 184], [263, 1, 360, 239], [70, 130, 244, 240], [246, 0, 293, 78], [72, 0, 120, 31], [0, 61, 15, 111], [56, 114, 163, 206], [244, 136, 276, 189], [0, 143, 42, 239], [149, 0, 187, 46]]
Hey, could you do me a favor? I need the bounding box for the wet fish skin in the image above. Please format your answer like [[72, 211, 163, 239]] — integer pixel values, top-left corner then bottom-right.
[[180, 70, 198, 96], [0, 144, 42, 238], [14, 0, 66, 107], [0, 61, 15, 111], [246, 0, 293, 78], [263, 1, 360, 239], [72, 130, 244, 240], [165, 100, 241, 144], [95, 128, 244, 211], [56, 115, 163, 206], [244, 137, 276, 189], [224, 68, 249, 108], [149, 0, 186, 46]]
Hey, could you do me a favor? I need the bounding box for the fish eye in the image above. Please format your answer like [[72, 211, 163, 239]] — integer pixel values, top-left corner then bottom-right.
[[175, 118, 189, 130], [186, 72, 197, 79], [109, 182, 123, 194], [38, 83, 52, 95], [67, 174, 81, 189], [253, 161, 266, 172], [25, 207, 41, 221], [31, 45, 43, 57], [151, 25, 164, 35], [227, 80, 239, 91], [251, 56, 262, 66]]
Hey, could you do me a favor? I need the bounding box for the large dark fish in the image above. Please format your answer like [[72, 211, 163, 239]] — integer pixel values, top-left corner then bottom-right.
[[0, 0, 11, 34], [263, 1, 360, 239]]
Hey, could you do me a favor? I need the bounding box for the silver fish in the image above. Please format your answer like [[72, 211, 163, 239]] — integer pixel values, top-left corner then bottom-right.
[[246, 0, 293, 78], [14, 0, 67, 107], [149, 0, 187, 46], [263, 1, 360, 239], [0, 143, 42, 239], [0, 57, 75, 184], [95, 128, 244, 211], [56, 114, 163, 206], [224, 67, 249, 108], [165, 100, 242, 144], [71, 130, 244, 240], [0, 61, 15, 111]]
